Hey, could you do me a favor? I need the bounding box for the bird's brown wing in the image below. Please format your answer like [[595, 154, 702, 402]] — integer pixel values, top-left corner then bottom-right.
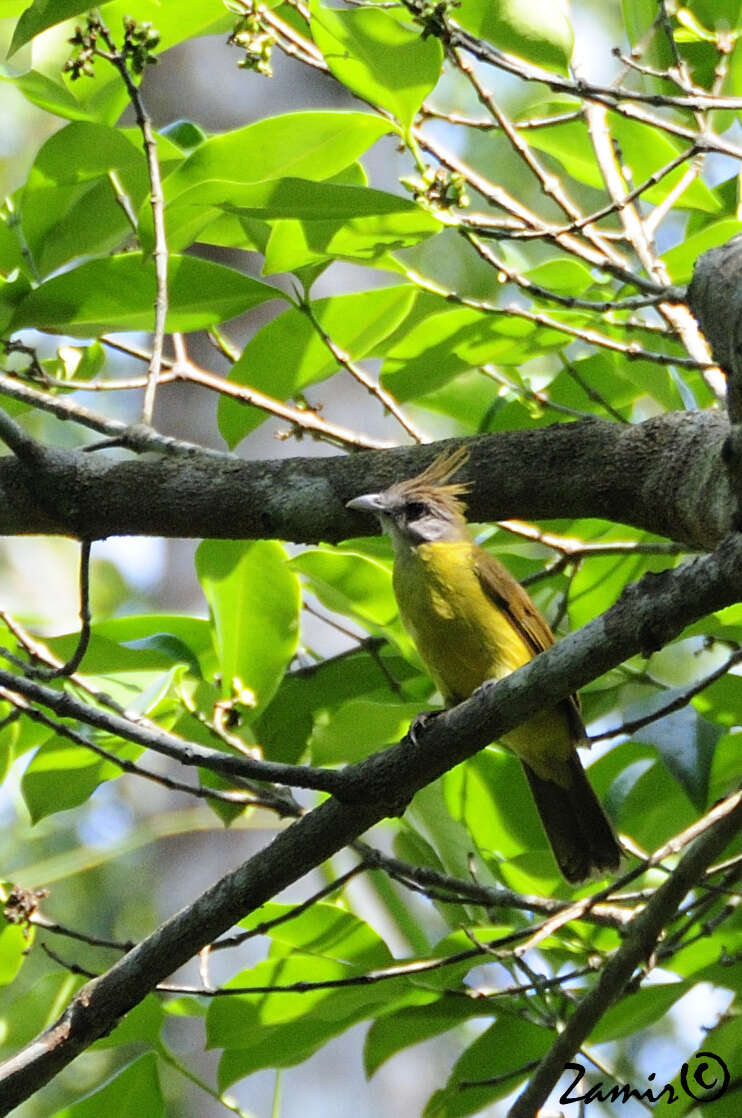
[[473, 545, 583, 738]]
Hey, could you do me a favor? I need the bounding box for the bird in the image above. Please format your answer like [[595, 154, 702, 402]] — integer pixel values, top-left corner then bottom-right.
[[346, 445, 621, 883]]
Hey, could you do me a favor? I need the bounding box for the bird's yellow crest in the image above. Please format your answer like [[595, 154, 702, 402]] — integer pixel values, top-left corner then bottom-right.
[[384, 445, 471, 526]]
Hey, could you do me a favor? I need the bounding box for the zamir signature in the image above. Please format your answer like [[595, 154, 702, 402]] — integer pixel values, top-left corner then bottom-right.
[[560, 1051, 730, 1106]]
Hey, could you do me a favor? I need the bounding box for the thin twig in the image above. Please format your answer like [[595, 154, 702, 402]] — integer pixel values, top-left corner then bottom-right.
[[97, 22, 168, 425], [581, 95, 726, 400], [98, 335, 391, 450], [10, 541, 93, 680], [296, 298, 428, 444], [590, 648, 742, 743], [450, 45, 624, 268], [0, 689, 280, 811], [404, 260, 707, 369]]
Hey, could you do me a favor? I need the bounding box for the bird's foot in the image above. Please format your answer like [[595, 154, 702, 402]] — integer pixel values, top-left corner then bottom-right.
[[407, 708, 442, 746]]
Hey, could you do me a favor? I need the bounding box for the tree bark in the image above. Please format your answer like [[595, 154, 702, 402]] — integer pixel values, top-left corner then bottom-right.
[[1, 410, 737, 550]]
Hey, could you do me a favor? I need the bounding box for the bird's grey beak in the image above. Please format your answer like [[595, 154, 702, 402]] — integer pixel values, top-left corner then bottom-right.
[[346, 492, 386, 515]]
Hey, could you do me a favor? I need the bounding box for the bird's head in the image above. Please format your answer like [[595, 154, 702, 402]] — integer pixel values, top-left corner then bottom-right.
[[347, 446, 471, 549]]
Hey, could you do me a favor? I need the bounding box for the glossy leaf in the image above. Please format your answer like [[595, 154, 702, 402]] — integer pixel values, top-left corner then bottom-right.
[[52, 1052, 163, 1118], [9, 0, 98, 55], [364, 998, 489, 1077], [9, 0, 232, 55], [161, 178, 442, 258], [457, 0, 574, 73], [310, 2, 443, 129], [380, 305, 565, 401], [0, 922, 30, 987], [290, 548, 397, 629], [237, 901, 393, 968], [218, 286, 414, 445], [634, 703, 720, 811], [9, 252, 280, 336], [210, 953, 416, 1087], [21, 736, 141, 822], [425, 1015, 552, 1116], [309, 697, 423, 763], [163, 112, 395, 202], [527, 111, 721, 213], [588, 982, 691, 1043], [19, 122, 148, 276], [196, 539, 300, 711]]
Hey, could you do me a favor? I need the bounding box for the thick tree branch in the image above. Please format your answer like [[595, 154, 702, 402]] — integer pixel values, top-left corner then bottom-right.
[[508, 788, 742, 1117], [3, 533, 742, 1111], [0, 412, 736, 549]]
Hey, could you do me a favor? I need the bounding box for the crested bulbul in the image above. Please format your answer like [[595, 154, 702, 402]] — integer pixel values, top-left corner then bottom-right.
[[347, 446, 620, 883]]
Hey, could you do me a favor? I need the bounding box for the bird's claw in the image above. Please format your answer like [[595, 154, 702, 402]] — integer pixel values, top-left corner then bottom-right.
[[408, 709, 442, 746]]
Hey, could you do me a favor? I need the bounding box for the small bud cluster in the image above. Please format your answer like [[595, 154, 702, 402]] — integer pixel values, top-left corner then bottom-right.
[[227, 2, 275, 77]]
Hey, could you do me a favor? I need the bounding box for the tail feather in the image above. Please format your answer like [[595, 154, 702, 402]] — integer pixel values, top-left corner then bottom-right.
[[522, 754, 621, 883]]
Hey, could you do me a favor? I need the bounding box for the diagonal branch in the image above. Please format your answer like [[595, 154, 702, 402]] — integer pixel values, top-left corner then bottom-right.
[[3, 533, 742, 1110], [508, 787, 742, 1117]]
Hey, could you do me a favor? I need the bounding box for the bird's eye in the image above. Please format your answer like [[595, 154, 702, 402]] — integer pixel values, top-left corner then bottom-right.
[[406, 501, 427, 520]]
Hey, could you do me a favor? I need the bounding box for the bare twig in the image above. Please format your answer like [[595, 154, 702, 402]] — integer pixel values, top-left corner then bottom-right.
[[9, 541, 93, 680], [590, 648, 742, 743], [296, 298, 428, 444], [509, 788, 742, 1116], [97, 21, 168, 425], [99, 335, 391, 450]]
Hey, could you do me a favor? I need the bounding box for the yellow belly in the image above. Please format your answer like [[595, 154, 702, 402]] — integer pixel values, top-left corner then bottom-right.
[[393, 540, 574, 782]]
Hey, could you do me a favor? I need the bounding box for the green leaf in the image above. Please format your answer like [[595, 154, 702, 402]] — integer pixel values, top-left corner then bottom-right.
[[9, 0, 95, 55], [99, 0, 233, 51], [218, 286, 414, 445], [309, 697, 423, 764], [0, 922, 31, 986], [9, 0, 233, 57], [588, 981, 691, 1043], [0, 68, 93, 121], [160, 118, 208, 150], [365, 998, 489, 1076], [569, 546, 674, 630], [21, 736, 140, 822], [210, 952, 415, 1086], [663, 217, 742, 283], [652, 1011, 741, 1118], [310, 1, 442, 130], [290, 548, 397, 629], [426, 1015, 552, 1116], [93, 995, 165, 1048], [256, 644, 419, 764], [263, 206, 441, 272], [380, 305, 557, 401], [237, 901, 392, 968], [524, 257, 596, 293], [633, 702, 721, 811], [160, 178, 441, 257], [612, 750, 696, 849], [163, 112, 395, 202], [19, 122, 147, 276], [52, 1052, 163, 1118], [196, 540, 300, 711], [0, 973, 83, 1051], [443, 749, 548, 864], [9, 252, 280, 336], [456, 0, 574, 74], [526, 111, 721, 213]]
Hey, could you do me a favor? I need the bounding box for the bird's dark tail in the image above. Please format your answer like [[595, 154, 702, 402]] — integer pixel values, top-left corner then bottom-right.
[[522, 753, 621, 883]]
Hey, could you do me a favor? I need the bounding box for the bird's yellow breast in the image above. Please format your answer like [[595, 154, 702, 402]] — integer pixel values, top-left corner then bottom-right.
[[392, 539, 574, 781], [392, 540, 532, 705]]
